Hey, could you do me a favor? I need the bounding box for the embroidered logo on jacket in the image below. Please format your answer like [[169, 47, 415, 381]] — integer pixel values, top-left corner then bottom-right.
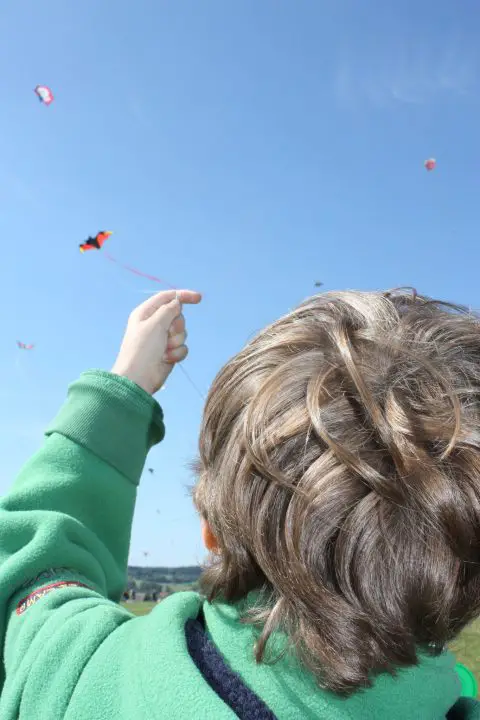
[[16, 581, 88, 615]]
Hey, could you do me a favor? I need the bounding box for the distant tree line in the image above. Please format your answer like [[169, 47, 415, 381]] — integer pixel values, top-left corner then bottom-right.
[[124, 565, 202, 601], [128, 565, 201, 584]]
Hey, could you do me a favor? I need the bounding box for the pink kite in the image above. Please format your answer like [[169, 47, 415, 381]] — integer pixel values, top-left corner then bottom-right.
[[424, 158, 436, 171], [34, 85, 54, 106], [17, 341, 34, 350]]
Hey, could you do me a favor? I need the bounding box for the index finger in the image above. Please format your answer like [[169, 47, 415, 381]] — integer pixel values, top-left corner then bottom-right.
[[134, 289, 202, 320]]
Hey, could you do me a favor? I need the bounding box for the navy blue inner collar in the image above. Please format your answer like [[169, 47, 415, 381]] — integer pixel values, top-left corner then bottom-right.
[[185, 610, 277, 720]]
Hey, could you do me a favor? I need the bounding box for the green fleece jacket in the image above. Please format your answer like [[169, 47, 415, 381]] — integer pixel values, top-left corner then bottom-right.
[[0, 370, 478, 719]]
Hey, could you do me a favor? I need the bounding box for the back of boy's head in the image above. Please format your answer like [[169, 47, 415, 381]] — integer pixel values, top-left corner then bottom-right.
[[193, 289, 480, 695]]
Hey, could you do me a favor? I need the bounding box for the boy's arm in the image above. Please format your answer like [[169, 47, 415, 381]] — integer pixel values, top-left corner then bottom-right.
[[0, 289, 200, 716], [0, 370, 164, 699]]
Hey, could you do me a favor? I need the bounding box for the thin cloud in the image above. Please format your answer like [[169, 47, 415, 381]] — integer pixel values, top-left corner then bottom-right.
[[334, 36, 477, 110]]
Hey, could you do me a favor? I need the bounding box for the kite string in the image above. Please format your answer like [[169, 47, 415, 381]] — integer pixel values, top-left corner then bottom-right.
[[177, 364, 205, 401], [103, 251, 176, 289]]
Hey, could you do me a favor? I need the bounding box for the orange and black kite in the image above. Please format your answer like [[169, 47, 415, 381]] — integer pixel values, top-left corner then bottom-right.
[[79, 231, 112, 253]]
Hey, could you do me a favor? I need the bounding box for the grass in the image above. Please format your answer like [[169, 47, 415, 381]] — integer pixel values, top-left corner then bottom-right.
[[450, 618, 480, 694], [123, 601, 480, 697], [122, 601, 156, 616]]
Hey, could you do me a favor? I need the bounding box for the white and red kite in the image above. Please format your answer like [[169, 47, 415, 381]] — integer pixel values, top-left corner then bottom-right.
[[34, 85, 54, 106]]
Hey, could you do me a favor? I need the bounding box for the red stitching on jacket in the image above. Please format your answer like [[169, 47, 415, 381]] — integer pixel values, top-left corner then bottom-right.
[[16, 581, 89, 615]]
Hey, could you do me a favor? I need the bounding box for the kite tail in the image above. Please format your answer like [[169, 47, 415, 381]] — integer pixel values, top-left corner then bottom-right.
[[103, 252, 176, 289]]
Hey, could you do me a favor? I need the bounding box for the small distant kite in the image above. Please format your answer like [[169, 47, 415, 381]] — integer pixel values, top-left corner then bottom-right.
[[79, 231, 112, 253], [17, 341, 34, 350], [424, 158, 436, 172], [148, 468, 154, 475], [142, 551, 150, 558], [79, 231, 175, 287], [314, 281, 323, 288], [34, 85, 54, 106]]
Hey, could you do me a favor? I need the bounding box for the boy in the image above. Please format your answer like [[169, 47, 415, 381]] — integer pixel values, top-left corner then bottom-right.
[[0, 288, 479, 718]]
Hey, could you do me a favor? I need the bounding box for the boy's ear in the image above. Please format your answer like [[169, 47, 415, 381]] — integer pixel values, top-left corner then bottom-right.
[[201, 519, 219, 553]]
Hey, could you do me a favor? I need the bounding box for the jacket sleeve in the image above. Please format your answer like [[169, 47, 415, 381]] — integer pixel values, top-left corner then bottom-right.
[[0, 370, 164, 712]]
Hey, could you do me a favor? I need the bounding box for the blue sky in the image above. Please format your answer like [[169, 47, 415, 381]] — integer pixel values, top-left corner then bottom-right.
[[0, 0, 479, 565]]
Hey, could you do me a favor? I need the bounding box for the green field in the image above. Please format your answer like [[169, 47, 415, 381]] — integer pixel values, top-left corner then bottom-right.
[[450, 618, 480, 695], [122, 601, 156, 616], [123, 601, 480, 696]]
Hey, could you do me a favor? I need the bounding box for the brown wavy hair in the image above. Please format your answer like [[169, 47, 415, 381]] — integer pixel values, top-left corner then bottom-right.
[[193, 289, 480, 695]]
